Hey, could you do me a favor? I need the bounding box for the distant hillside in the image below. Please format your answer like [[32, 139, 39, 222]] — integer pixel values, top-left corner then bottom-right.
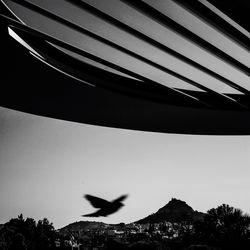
[[136, 198, 204, 224], [59, 221, 107, 234], [59, 198, 205, 231]]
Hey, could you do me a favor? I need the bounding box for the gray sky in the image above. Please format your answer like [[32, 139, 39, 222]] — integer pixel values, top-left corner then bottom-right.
[[1, 106, 250, 229]]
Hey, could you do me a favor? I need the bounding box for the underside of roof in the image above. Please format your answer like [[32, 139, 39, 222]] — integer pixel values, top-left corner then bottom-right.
[[1, 0, 250, 134]]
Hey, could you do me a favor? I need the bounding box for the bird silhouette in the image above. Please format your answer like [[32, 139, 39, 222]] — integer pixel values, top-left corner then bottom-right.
[[82, 194, 128, 217]]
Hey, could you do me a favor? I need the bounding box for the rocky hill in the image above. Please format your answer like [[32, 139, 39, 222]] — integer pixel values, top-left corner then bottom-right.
[[135, 198, 204, 224]]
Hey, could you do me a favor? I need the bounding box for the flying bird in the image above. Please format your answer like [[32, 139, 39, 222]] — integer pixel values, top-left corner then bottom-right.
[[82, 194, 128, 217]]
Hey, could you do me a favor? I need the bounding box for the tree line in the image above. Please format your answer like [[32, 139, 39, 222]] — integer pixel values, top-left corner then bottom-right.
[[0, 214, 57, 250], [0, 203, 250, 249]]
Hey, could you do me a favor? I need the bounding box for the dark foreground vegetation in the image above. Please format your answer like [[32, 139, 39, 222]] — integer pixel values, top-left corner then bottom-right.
[[0, 203, 250, 250]]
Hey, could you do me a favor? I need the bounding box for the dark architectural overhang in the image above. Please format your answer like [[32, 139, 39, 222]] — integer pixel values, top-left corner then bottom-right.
[[1, 0, 250, 135]]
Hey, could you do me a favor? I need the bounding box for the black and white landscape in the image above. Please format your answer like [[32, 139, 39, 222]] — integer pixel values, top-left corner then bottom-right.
[[1, 0, 250, 249]]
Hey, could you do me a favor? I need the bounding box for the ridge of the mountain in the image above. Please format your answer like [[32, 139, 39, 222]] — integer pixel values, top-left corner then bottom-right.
[[135, 198, 204, 224]]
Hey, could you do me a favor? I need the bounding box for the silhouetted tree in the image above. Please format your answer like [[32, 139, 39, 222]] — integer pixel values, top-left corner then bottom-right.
[[35, 218, 57, 250], [0, 215, 58, 250], [10, 233, 27, 250], [193, 204, 250, 249]]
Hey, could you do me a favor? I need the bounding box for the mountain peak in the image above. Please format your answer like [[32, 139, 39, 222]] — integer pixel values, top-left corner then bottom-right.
[[157, 198, 194, 214], [136, 198, 203, 224]]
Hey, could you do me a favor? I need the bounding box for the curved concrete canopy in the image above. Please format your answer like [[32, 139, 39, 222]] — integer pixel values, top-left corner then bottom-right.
[[1, 0, 250, 135]]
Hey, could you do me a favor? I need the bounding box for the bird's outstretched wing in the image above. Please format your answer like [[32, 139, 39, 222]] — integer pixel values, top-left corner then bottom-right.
[[112, 194, 128, 203], [84, 194, 110, 208]]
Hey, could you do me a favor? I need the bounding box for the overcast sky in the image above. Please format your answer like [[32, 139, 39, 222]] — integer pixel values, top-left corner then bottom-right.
[[1, 106, 250, 229]]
